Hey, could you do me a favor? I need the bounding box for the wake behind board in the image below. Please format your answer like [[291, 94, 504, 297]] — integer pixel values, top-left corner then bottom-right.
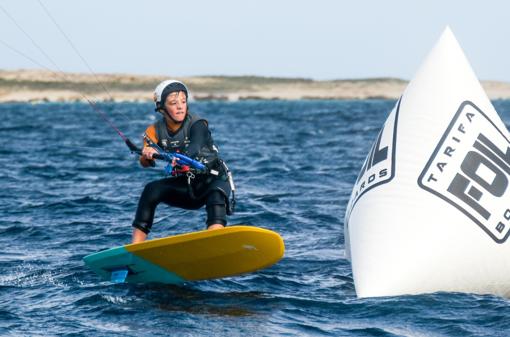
[[83, 226, 285, 284]]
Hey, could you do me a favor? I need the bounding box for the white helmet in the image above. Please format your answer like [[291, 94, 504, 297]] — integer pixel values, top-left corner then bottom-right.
[[153, 79, 189, 111]]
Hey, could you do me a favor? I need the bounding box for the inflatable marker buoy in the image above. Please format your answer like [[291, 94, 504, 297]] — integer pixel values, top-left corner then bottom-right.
[[345, 27, 510, 298]]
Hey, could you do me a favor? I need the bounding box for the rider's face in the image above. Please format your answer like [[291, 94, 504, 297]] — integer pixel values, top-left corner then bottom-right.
[[164, 91, 187, 122]]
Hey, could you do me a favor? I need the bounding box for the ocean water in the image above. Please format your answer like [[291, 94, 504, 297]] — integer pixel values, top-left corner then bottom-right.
[[2, 99, 510, 337]]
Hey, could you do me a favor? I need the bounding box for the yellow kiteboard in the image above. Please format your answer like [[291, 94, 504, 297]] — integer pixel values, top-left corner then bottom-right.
[[83, 225, 285, 284]]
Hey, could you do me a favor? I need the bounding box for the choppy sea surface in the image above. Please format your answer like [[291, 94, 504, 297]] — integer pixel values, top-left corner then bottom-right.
[[2, 100, 510, 337]]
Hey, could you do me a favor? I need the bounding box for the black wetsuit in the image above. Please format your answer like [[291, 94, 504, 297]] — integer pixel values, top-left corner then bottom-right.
[[132, 115, 232, 234]]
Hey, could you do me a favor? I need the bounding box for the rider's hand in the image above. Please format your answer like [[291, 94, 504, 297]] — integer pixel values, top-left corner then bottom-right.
[[142, 146, 158, 160]]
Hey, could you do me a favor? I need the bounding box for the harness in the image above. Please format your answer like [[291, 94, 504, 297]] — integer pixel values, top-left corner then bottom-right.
[[149, 113, 236, 214]]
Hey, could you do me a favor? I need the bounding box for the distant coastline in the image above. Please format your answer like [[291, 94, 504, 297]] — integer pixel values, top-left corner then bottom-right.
[[2, 69, 510, 102]]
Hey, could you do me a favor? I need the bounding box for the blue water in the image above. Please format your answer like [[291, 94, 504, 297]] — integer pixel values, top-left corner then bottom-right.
[[2, 99, 510, 336]]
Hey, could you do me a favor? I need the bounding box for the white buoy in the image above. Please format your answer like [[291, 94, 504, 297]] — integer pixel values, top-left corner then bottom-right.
[[345, 27, 510, 298]]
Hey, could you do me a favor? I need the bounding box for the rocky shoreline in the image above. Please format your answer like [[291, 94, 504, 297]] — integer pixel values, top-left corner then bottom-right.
[[1, 69, 510, 102]]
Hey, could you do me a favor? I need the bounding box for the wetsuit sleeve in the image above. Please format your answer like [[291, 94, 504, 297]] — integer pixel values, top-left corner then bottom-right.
[[186, 120, 210, 159], [140, 124, 158, 167]]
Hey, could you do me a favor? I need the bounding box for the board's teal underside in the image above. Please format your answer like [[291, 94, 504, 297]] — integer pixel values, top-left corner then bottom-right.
[[83, 247, 185, 284]]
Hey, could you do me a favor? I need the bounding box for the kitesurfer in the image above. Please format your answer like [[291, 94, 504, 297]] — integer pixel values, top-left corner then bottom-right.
[[131, 80, 234, 243]]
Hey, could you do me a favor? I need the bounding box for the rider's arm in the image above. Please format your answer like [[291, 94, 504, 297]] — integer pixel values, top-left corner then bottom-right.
[[140, 125, 158, 167], [186, 120, 210, 159]]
